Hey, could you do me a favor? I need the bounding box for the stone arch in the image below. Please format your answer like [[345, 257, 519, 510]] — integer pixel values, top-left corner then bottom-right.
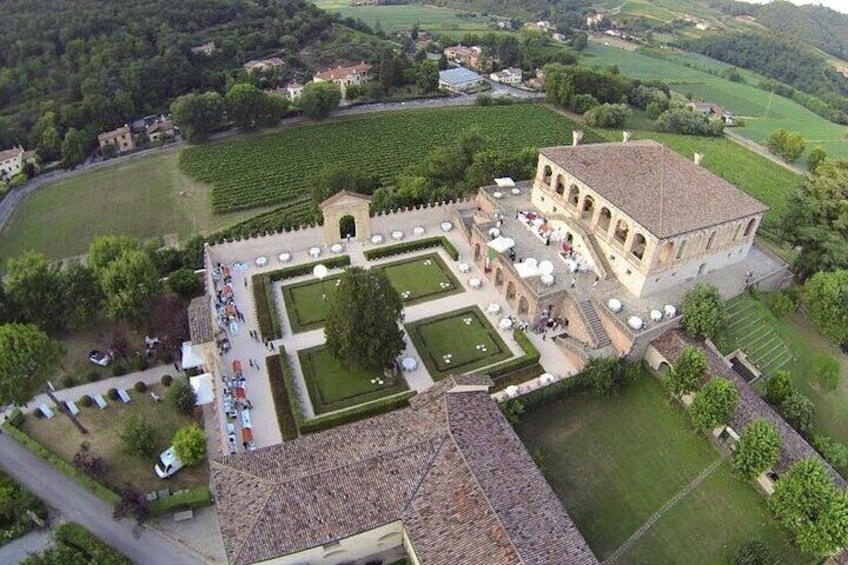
[[543, 165, 552, 185], [706, 231, 717, 251], [631, 233, 647, 260], [518, 296, 529, 315], [659, 241, 674, 264], [597, 207, 612, 233], [581, 195, 594, 220], [495, 268, 504, 286], [320, 191, 372, 244], [614, 219, 629, 244], [554, 175, 565, 196], [676, 239, 688, 261], [506, 280, 516, 301], [339, 214, 356, 239], [568, 184, 580, 207], [743, 218, 757, 238], [658, 361, 671, 375]]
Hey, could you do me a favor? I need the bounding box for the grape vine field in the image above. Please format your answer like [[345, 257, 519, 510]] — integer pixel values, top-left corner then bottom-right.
[[179, 104, 601, 216]]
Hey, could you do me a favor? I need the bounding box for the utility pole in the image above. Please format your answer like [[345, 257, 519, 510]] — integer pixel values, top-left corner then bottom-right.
[[44, 383, 87, 435]]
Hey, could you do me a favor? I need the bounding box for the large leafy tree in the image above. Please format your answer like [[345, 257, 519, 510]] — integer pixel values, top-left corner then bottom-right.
[[416, 60, 439, 93], [98, 250, 162, 322], [733, 419, 782, 480], [4, 250, 65, 334], [782, 158, 848, 276], [765, 370, 794, 405], [299, 81, 341, 120], [0, 323, 64, 406], [682, 283, 728, 340], [803, 270, 848, 345], [690, 377, 739, 432], [309, 165, 380, 207], [767, 128, 806, 163], [88, 235, 140, 274], [171, 92, 225, 142], [60, 127, 88, 167], [780, 390, 815, 433], [172, 425, 206, 467], [62, 261, 102, 330], [667, 346, 708, 397], [325, 267, 405, 372], [119, 415, 158, 458], [769, 458, 848, 556], [225, 83, 266, 129]]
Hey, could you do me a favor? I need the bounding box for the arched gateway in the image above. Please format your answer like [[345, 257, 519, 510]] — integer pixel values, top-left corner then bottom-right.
[[319, 191, 372, 244]]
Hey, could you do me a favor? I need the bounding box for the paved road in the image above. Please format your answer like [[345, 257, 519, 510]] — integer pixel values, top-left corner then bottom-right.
[[0, 433, 205, 565], [0, 527, 52, 563]]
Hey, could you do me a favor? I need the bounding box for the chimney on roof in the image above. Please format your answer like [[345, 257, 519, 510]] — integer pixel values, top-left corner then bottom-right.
[[572, 130, 583, 146], [622, 130, 631, 143], [694, 152, 704, 166]]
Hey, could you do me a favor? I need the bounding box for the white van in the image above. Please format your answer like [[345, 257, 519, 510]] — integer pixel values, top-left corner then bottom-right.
[[154, 446, 184, 479]]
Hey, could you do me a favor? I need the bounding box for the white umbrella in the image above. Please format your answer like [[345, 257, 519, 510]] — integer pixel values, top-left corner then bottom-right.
[[628, 316, 644, 330], [413, 226, 425, 235], [664, 304, 677, 318], [313, 264, 328, 280], [540, 373, 555, 385], [487, 303, 501, 314], [505, 385, 519, 398], [650, 309, 663, 322], [278, 252, 291, 263], [402, 357, 417, 371], [441, 221, 453, 232], [371, 234, 383, 244], [499, 318, 513, 329], [330, 243, 343, 253], [608, 298, 622, 313], [255, 256, 268, 267], [488, 236, 516, 253]]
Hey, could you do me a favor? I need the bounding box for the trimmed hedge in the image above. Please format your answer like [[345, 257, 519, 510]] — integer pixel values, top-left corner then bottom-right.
[[485, 329, 543, 390], [2, 424, 120, 504], [364, 236, 459, 261], [148, 487, 213, 515], [278, 347, 415, 434], [254, 255, 353, 340], [51, 522, 131, 564], [265, 354, 299, 441]]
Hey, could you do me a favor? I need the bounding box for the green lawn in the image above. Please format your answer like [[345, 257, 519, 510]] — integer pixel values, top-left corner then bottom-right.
[[281, 253, 462, 332], [21, 383, 209, 494], [718, 294, 848, 449], [515, 376, 803, 563], [631, 130, 803, 228], [406, 307, 512, 380], [313, 0, 498, 34], [582, 43, 848, 160], [298, 345, 408, 414], [0, 150, 266, 263]]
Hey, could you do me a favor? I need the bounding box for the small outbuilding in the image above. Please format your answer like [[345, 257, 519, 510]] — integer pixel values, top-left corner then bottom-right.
[[439, 66, 485, 93]]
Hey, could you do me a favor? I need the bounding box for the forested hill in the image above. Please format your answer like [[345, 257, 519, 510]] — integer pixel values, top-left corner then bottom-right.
[[755, 1, 848, 62], [0, 0, 334, 148]]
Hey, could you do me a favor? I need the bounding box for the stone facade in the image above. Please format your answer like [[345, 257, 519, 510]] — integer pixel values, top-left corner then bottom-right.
[[319, 191, 372, 243]]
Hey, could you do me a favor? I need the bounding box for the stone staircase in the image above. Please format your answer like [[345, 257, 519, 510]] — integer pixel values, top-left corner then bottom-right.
[[578, 299, 611, 348]]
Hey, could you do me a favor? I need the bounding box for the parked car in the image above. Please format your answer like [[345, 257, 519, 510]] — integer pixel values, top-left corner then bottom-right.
[[154, 446, 184, 479], [88, 350, 111, 367]]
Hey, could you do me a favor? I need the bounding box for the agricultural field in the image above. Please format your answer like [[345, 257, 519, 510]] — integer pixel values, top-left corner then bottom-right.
[[313, 0, 497, 35], [582, 43, 848, 159], [0, 150, 269, 262], [179, 104, 595, 215]]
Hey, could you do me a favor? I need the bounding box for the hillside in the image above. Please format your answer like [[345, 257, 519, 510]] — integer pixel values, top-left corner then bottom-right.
[[756, 1, 848, 62]]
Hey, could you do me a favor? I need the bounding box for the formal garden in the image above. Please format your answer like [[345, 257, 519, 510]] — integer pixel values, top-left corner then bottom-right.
[[281, 252, 461, 333], [515, 372, 806, 564], [298, 345, 409, 415], [406, 306, 512, 380]]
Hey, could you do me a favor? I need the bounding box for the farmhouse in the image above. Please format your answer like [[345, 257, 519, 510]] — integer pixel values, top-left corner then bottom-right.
[[313, 62, 373, 100], [211, 375, 597, 565], [490, 67, 523, 85], [97, 126, 135, 153], [443, 45, 485, 70], [145, 119, 176, 143], [646, 330, 847, 492], [0, 145, 24, 181], [438, 67, 485, 93]]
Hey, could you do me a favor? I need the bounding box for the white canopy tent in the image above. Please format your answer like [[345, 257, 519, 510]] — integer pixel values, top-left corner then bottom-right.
[[514, 259, 541, 279], [190, 373, 215, 406], [494, 177, 515, 188], [487, 236, 515, 254], [180, 341, 205, 370]]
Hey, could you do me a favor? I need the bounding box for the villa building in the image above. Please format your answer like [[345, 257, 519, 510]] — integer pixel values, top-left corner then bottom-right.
[[211, 375, 597, 565], [97, 126, 135, 153], [0, 145, 24, 181], [313, 62, 373, 100]]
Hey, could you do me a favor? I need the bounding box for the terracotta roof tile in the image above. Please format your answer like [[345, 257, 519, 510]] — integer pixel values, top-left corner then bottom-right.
[[187, 297, 214, 344], [540, 140, 768, 238], [318, 189, 373, 209], [314, 62, 372, 81]]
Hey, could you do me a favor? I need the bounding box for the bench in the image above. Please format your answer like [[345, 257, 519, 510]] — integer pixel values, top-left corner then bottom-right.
[[65, 401, 80, 416], [39, 404, 54, 419], [173, 509, 194, 522], [150, 391, 162, 403], [117, 389, 131, 404], [94, 394, 107, 409]]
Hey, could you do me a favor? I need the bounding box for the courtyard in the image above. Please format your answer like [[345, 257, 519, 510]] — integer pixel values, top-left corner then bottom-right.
[[281, 252, 462, 333], [516, 374, 806, 564]]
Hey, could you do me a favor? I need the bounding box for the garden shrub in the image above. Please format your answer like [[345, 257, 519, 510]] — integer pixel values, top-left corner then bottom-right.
[[60, 374, 76, 388], [134, 357, 149, 371], [79, 395, 94, 408], [134, 381, 147, 393], [120, 415, 158, 458], [265, 356, 298, 441], [813, 434, 848, 469], [363, 237, 459, 261], [0, 470, 48, 547], [733, 539, 779, 565], [6, 408, 24, 428], [111, 364, 128, 377], [812, 354, 840, 392], [167, 378, 197, 416], [107, 388, 120, 401], [767, 290, 797, 318], [49, 522, 131, 564], [161, 374, 173, 387], [85, 370, 101, 383]]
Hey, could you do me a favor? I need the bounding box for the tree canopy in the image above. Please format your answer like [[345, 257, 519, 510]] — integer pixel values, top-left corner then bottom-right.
[[690, 377, 739, 432], [682, 283, 728, 340], [802, 270, 848, 344], [769, 458, 848, 556], [767, 129, 806, 162], [299, 82, 341, 120], [667, 346, 707, 397], [0, 323, 64, 406], [733, 419, 782, 480], [172, 424, 206, 467], [325, 267, 405, 372]]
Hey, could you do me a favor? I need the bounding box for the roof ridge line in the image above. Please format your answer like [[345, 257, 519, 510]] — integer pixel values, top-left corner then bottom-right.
[[401, 435, 450, 514]]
